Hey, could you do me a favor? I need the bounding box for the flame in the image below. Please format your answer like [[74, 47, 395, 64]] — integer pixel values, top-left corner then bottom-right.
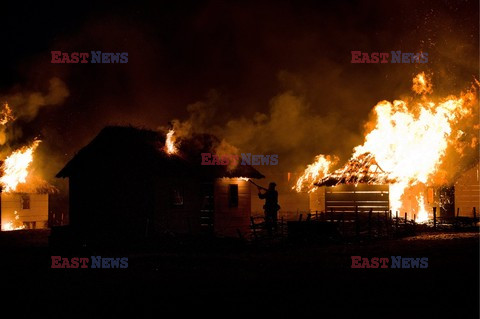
[[416, 194, 429, 223], [295, 73, 478, 223], [412, 72, 433, 94], [1, 211, 25, 231], [164, 129, 178, 155], [293, 155, 337, 192], [222, 177, 249, 181], [0, 140, 41, 192], [0, 103, 15, 125]]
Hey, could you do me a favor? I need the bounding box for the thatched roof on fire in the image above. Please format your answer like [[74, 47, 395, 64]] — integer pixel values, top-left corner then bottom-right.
[[56, 126, 264, 180], [315, 152, 395, 186]]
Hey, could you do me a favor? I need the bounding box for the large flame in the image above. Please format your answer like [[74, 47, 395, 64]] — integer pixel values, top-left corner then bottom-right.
[[164, 129, 178, 155], [0, 140, 41, 192], [294, 155, 337, 192], [295, 73, 478, 223]]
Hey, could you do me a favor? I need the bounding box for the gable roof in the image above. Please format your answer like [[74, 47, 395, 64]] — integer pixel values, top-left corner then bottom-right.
[[56, 126, 264, 180]]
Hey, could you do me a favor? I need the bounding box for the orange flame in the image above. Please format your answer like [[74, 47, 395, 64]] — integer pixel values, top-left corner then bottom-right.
[[0, 140, 41, 192], [164, 129, 178, 155], [293, 155, 337, 192], [412, 72, 433, 95]]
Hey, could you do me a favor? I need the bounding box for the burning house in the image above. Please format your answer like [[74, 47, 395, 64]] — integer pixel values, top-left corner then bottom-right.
[[55, 126, 264, 245], [293, 73, 479, 223], [0, 141, 57, 231]]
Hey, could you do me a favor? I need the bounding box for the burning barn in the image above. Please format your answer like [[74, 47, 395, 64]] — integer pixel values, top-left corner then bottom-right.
[[55, 126, 264, 244]]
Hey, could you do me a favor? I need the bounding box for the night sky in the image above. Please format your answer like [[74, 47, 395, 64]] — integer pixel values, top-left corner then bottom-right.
[[0, 0, 478, 185]]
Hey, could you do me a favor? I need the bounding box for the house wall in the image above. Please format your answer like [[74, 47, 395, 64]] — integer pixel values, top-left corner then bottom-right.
[[214, 178, 251, 237], [68, 170, 154, 241], [309, 186, 326, 213], [324, 184, 389, 213], [455, 163, 480, 217], [1, 193, 48, 230], [152, 177, 204, 235]]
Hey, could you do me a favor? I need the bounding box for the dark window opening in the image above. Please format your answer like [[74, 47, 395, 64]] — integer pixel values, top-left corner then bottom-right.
[[228, 184, 238, 207], [21, 195, 30, 210]]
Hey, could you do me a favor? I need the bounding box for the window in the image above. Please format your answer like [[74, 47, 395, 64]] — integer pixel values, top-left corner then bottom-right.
[[21, 195, 30, 210], [171, 187, 184, 206], [228, 184, 238, 207]]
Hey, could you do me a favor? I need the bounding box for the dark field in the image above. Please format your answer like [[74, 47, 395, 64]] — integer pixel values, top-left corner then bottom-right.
[[1, 230, 478, 318]]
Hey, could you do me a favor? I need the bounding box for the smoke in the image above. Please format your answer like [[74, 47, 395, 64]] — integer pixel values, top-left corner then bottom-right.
[[4, 77, 69, 122], [0, 0, 477, 190], [0, 77, 69, 189]]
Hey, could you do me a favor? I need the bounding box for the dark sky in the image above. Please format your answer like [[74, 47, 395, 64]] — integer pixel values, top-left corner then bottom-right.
[[0, 0, 478, 183]]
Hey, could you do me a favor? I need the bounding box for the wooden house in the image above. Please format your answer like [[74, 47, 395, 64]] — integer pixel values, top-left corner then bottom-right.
[[55, 126, 264, 245], [0, 180, 56, 231]]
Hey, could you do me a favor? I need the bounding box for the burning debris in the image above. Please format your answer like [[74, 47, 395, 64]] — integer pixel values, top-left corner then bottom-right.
[[295, 73, 479, 223]]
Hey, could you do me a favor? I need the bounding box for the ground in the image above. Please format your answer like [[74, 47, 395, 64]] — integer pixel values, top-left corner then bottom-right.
[[1, 230, 478, 318]]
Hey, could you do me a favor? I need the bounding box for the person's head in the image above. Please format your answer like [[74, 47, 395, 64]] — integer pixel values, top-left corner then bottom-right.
[[269, 182, 276, 190]]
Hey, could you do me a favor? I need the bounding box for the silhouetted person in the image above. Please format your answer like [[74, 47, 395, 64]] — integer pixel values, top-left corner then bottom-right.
[[258, 182, 280, 234]]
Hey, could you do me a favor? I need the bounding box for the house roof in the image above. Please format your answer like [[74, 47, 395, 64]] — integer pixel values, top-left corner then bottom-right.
[[56, 126, 264, 180], [315, 152, 395, 187]]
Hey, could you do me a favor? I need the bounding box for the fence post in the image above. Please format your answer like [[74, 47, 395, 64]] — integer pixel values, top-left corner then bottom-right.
[[250, 217, 257, 241], [355, 206, 359, 239], [433, 207, 437, 230], [395, 211, 399, 233], [368, 208, 372, 239], [457, 208, 460, 217], [404, 212, 408, 225], [298, 214, 303, 222], [377, 211, 381, 236], [385, 211, 389, 237]]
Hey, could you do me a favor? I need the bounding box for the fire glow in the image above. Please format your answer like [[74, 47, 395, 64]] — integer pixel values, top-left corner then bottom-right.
[[0, 140, 41, 193], [164, 129, 178, 155], [295, 73, 478, 223]]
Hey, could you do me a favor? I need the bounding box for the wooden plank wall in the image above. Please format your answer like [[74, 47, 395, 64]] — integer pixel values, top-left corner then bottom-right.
[[325, 184, 389, 213], [214, 178, 251, 237], [455, 163, 480, 217], [1, 193, 49, 230]]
